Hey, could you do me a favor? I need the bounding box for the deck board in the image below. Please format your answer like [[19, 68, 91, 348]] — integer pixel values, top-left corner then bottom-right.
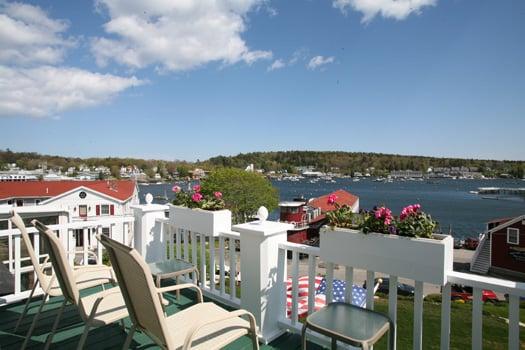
[[0, 285, 325, 349]]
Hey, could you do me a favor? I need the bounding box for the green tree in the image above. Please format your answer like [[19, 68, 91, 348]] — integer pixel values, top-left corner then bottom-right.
[[202, 168, 279, 223], [110, 165, 121, 179]]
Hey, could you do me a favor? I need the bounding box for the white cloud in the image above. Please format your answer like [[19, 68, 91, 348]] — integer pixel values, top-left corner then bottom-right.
[[307, 56, 335, 70], [0, 1, 75, 65], [0, 2, 145, 118], [333, 0, 436, 22], [0, 65, 144, 118], [91, 0, 273, 72], [267, 59, 285, 71]]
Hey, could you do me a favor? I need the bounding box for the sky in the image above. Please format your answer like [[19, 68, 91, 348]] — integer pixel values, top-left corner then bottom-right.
[[0, 0, 524, 162]]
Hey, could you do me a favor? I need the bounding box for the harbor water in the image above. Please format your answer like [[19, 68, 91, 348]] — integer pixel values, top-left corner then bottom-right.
[[139, 178, 525, 239]]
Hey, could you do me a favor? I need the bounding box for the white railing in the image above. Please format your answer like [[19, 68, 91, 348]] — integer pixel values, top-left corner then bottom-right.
[[277, 240, 525, 350], [158, 219, 242, 308], [0, 216, 134, 305]]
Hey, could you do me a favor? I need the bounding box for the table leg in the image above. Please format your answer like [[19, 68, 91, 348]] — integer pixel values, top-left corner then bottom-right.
[[301, 323, 308, 350], [176, 275, 181, 300]]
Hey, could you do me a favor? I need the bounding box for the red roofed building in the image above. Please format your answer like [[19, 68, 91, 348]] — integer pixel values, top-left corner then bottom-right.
[[279, 190, 359, 245], [308, 189, 359, 216], [0, 180, 139, 249]]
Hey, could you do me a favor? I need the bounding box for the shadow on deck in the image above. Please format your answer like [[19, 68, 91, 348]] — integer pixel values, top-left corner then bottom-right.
[[0, 285, 324, 350]]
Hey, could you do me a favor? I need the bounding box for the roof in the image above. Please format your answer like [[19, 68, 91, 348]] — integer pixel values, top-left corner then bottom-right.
[[308, 189, 359, 213], [0, 180, 136, 202], [487, 214, 525, 236], [486, 217, 513, 224], [279, 201, 305, 207]]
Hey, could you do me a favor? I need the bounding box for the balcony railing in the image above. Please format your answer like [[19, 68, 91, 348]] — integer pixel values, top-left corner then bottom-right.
[[0, 215, 134, 305], [1, 202, 523, 350]]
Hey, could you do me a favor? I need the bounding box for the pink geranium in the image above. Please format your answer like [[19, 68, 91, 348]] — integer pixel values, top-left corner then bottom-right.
[[191, 193, 203, 202], [400, 204, 421, 221], [214, 191, 222, 199], [172, 185, 181, 193], [192, 184, 201, 192], [327, 194, 338, 205], [374, 206, 393, 226]]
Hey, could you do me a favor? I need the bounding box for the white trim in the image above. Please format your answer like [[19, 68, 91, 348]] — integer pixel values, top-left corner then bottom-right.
[[40, 186, 130, 205], [487, 215, 525, 236], [507, 227, 520, 245]]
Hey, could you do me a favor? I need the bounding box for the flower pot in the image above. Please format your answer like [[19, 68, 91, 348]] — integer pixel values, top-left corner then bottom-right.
[[320, 227, 453, 285], [169, 205, 232, 236]]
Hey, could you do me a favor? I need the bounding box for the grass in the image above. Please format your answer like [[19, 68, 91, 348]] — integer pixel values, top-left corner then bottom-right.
[[366, 296, 525, 350]]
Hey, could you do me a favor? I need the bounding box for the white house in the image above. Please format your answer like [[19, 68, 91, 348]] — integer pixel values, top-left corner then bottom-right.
[[0, 180, 139, 252]]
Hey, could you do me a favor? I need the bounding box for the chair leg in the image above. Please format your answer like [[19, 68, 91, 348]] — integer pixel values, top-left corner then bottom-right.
[[251, 329, 259, 350], [123, 325, 136, 349], [301, 323, 308, 350], [14, 281, 38, 332], [77, 323, 91, 350], [21, 294, 47, 350], [44, 299, 67, 350]]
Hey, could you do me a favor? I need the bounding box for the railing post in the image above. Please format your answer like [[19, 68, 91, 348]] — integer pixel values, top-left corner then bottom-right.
[[233, 220, 293, 344], [131, 194, 169, 263]]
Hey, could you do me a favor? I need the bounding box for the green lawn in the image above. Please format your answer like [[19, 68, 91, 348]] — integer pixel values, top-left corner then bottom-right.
[[368, 297, 524, 350]]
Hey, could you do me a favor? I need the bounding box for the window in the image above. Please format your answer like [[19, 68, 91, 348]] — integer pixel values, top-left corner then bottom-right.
[[102, 227, 110, 237], [79, 205, 88, 217], [507, 228, 519, 245], [101, 205, 110, 215], [16, 200, 23, 207]]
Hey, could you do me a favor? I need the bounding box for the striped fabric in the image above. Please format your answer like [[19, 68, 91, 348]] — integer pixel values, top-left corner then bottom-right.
[[286, 276, 368, 318]]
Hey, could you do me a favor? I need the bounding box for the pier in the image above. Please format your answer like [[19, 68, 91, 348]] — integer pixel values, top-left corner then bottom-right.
[[478, 187, 525, 196]]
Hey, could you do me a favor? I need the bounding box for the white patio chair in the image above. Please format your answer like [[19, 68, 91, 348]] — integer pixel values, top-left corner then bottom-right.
[[9, 211, 116, 349], [98, 233, 260, 350], [32, 219, 129, 350]]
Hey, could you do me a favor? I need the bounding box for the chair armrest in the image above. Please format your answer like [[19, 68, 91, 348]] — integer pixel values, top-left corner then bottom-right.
[[156, 283, 203, 303], [68, 249, 99, 264], [182, 309, 258, 350], [74, 266, 115, 284]]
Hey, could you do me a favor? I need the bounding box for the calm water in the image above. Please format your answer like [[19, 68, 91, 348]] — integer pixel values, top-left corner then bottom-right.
[[139, 178, 525, 239]]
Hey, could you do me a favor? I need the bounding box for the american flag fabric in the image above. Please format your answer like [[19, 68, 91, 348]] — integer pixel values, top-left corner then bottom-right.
[[286, 276, 368, 318]]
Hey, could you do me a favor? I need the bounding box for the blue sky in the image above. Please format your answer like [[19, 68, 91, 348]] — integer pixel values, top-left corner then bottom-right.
[[0, 0, 524, 161]]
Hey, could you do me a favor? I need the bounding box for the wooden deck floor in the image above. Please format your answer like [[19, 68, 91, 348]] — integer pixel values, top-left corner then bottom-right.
[[0, 285, 324, 350]]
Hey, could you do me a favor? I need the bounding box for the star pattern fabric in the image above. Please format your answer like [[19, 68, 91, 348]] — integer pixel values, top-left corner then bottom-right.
[[286, 276, 368, 318]]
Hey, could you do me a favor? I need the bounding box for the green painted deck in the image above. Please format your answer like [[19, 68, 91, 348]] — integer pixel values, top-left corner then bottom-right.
[[0, 285, 325, 350]]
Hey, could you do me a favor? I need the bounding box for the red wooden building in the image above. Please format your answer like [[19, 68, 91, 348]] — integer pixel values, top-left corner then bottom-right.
[[279, 189, 359, 244], [472, 214, 525, 279]]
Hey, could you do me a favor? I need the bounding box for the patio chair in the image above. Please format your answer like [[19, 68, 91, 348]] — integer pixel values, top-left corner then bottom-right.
[[98, 233, 260, 350], [32, 219, 129, 350], [9, 211, 116, 348]]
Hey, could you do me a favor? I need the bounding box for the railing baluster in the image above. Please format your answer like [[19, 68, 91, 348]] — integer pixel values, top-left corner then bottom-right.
[[209, 236, 215, 292], [388, 276, 398, 350], [307, 254, 316, 315], [508, 294, 520, 350], [326, 262, 334, 303], [440, 283, 451, 350], [413, 280, 424, 350], [277, 247, 287, 321], [200, 234, 206, 289], [219, 236, 226, 295], [366, 271, 375, 310], [229, 238, 236, 299], [183, 229, 189, 261], [96, 226, 102, 263], [83, 227, 88, 265], [14, 235, 21, 294], [472, 287, 483, 350], [191, 231, 197, 284], [34, 231, 40, 281], [345, 266, 354, 303], [175, 227, 181, 260], [8, 226, 13, 272], [291, 249, 299, 324], [169, 224, 174, 260]]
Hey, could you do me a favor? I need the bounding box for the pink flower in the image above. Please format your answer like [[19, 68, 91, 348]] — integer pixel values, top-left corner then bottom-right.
[[172, 185, 181, 193], [327, 194, 338, 205], [214, 191, 222, 199], [192, 184, 201, 192], [191, 193, 203, 202], [400, 204, 421, 221]]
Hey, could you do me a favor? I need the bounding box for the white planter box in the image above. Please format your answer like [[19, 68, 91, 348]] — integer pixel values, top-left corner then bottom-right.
[[320, 227, 453, 285], [169, 205, 231, 236]]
